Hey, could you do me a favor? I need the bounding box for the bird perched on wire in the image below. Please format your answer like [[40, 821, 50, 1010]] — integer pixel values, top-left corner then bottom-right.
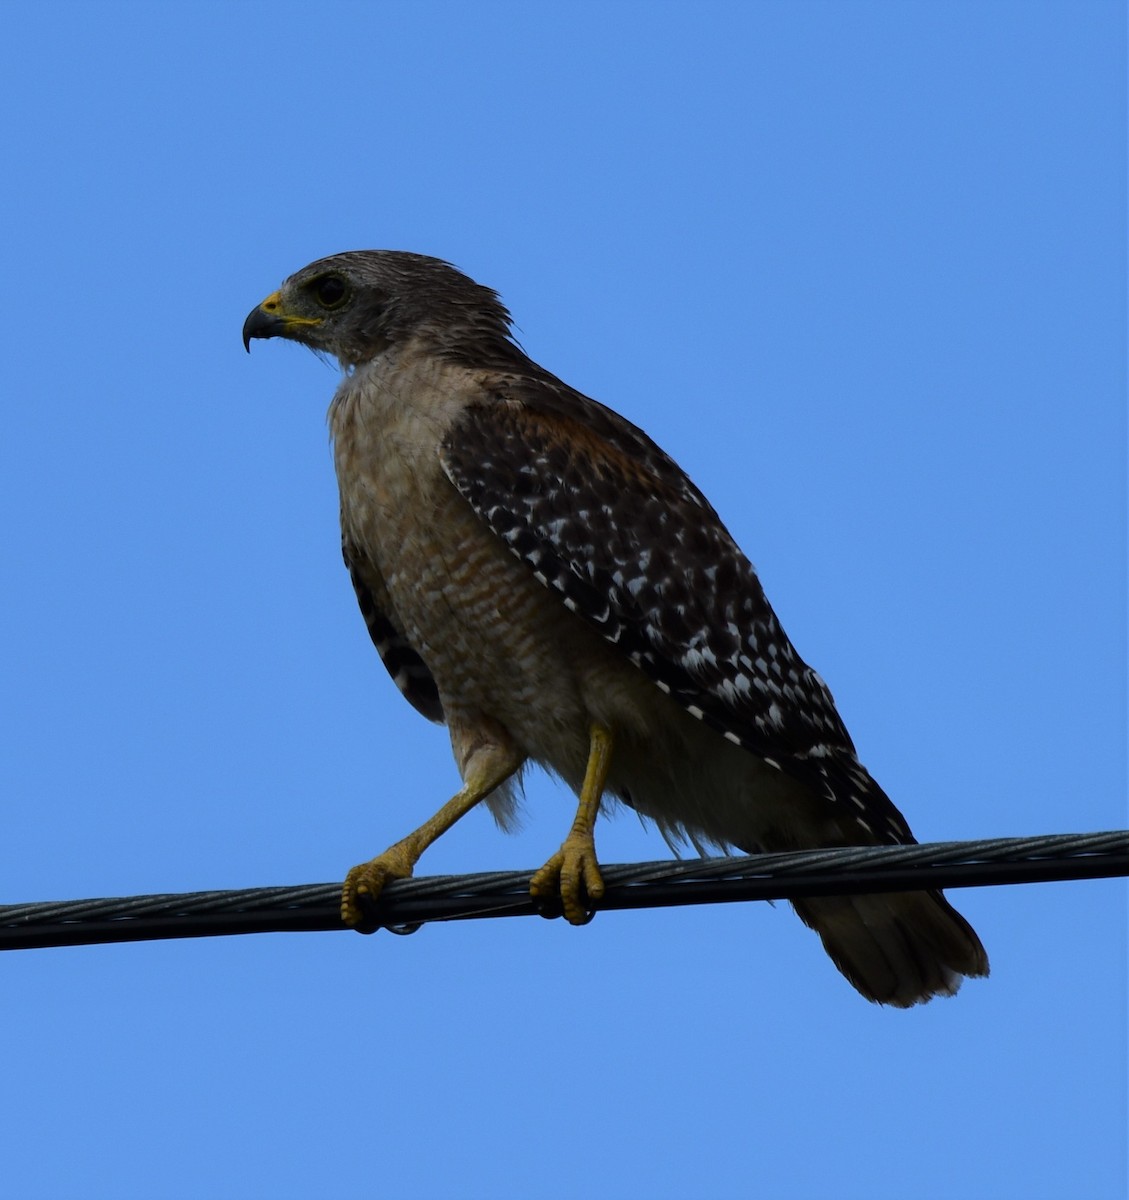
[[243, 250, 988, 1005]]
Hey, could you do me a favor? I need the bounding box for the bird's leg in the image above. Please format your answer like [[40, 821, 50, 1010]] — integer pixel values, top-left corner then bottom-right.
[[341, 737, 521, 927], [530, 722, 613, 925]]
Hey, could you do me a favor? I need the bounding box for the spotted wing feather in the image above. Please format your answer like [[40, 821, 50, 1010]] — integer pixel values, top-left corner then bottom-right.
[[440, 389, 910, 844]]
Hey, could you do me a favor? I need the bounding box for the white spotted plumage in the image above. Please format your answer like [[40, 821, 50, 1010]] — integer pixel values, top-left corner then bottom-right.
[[441, 397, 915, 847]]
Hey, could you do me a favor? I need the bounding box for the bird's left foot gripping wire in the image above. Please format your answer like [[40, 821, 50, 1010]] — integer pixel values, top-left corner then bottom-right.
[[341, 838, 420, 933], [529, 723, 612, 925], [341, 741, 522, 932]]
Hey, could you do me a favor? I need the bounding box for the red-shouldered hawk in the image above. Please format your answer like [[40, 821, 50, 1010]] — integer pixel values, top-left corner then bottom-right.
[[243, 251, 988, 1005]]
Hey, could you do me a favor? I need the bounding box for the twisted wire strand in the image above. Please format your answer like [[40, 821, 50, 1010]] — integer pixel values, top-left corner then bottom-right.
[[1, 830, 1125, 951]]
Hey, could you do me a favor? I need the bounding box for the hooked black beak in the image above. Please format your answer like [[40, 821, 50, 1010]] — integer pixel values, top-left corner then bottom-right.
[[242, 304, 288, 353], [242, 288, 324, 353]]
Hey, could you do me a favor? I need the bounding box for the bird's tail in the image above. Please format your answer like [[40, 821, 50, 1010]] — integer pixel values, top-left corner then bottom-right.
[[791, 890, 989, 1007]]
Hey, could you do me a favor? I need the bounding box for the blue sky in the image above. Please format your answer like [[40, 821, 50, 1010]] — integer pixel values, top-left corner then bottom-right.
[[1, 3, 1125, 1197]]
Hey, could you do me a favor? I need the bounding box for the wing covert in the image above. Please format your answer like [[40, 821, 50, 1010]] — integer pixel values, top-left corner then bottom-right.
[[439, 392, 854, 764]]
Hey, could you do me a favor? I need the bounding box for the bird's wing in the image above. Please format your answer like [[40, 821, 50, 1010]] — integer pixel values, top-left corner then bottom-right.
[[440, 382, 910, 842], [342, 537, 444, 723], [440, 383, 849, 754]]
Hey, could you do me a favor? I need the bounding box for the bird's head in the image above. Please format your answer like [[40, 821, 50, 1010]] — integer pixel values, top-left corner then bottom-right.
[[242, 250, 514, 370]]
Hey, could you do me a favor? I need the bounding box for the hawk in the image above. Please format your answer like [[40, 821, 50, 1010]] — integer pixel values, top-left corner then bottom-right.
[[243, 251, 988, 1005]]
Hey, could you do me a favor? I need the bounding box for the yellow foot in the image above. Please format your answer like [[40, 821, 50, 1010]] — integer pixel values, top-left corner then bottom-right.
[[341, 841, 418, 926], [530, 832, 605, 925]]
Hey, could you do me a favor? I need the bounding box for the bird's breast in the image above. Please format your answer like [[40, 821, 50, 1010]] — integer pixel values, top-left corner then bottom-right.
[[328, 356, 609, 776]]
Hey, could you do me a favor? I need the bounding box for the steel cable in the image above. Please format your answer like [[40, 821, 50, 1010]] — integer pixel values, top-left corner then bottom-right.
[[1, 830, 1125, 951]]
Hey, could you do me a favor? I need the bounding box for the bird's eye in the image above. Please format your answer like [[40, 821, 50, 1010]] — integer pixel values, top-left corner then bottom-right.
[[310, 275, 348, 309]]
